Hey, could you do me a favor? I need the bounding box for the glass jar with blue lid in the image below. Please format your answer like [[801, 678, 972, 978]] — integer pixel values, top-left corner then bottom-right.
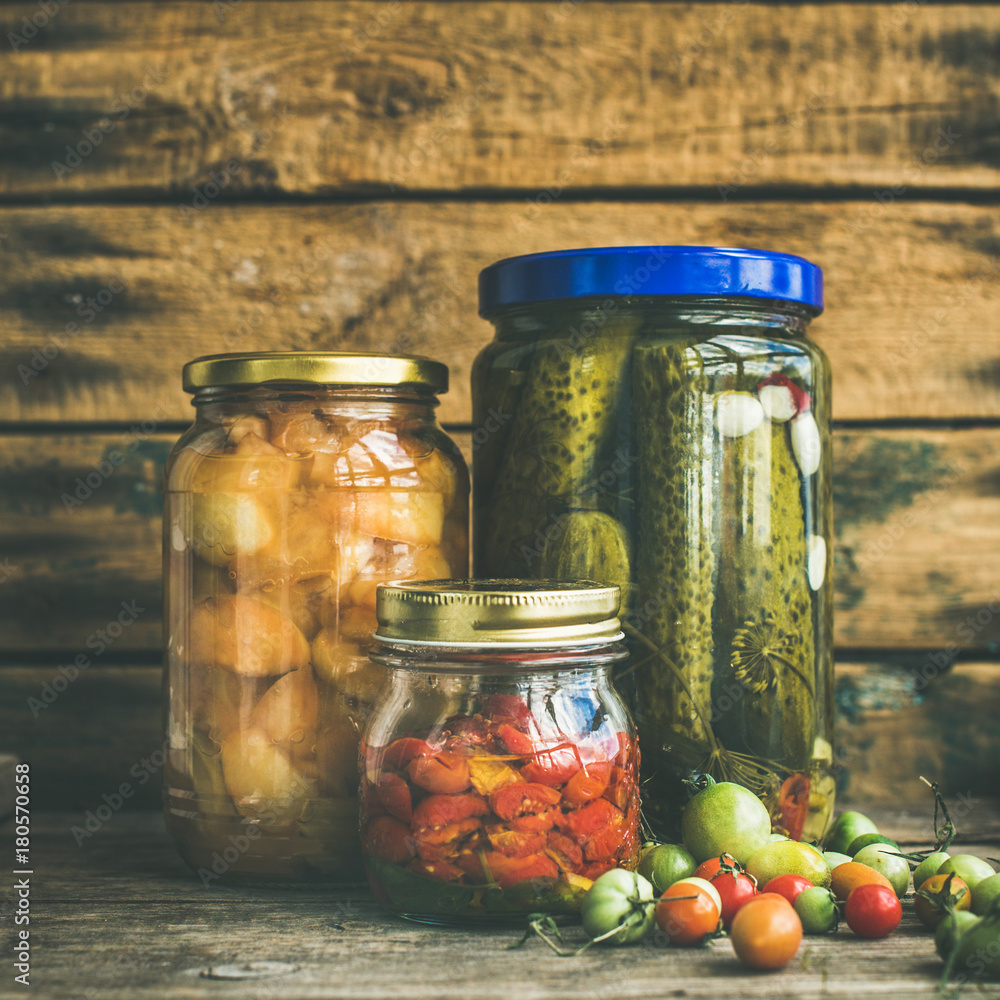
[[472, 246, 833, 843]]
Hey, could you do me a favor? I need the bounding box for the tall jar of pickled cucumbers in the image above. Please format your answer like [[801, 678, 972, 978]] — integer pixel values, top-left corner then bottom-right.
[[473, 247, 833, 843], [163, 352, 469, 882]]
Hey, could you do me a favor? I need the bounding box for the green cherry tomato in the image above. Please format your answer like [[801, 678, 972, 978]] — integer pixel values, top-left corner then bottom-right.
[[681, 781, 770, 865], [948, 905, 1000, 980], [581, 869, 655, 945], [794, 885, 839, 934], [913, 851, 951, 890], [853, 844, 911, 898], [745, 840, 832, 889], [936, 910, 982, 960], [972, 873, 1000, 916], [824, 811, 878, 856], [938, 855, 997, 891], [636, 843, 696, 894], [846, 833, 899, 856]]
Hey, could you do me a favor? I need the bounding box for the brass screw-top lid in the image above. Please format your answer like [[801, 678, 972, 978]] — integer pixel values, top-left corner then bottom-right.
[[374, 579, 623, 647], [182, 352, 448, 393]]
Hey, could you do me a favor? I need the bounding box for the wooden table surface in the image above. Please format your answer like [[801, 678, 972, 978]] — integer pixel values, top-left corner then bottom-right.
[[7, 806, 1000, 1000]]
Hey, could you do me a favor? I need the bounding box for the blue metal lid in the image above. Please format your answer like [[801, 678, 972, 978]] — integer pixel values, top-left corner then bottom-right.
[[478, 246, 823, 315]]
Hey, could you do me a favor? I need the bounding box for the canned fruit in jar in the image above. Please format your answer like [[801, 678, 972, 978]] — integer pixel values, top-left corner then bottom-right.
[[165, 400, 469, 881], [360, 708, 639, 916]]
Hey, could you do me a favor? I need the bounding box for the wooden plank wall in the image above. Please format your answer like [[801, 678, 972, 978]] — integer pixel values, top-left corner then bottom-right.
[[1, 2, 998, 812]]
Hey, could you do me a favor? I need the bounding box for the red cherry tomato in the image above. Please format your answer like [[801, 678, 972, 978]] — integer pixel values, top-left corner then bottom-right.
[[762, 873, 814, 906], [694, 854, 740, 882], [729, 894, 803, 969], [844, 883, 902, 938], [710, 870, 758, 928]]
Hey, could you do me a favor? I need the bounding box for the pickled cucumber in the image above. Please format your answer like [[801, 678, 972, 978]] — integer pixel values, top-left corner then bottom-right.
[[631, 341, 715, 747], [535, 510, 631, 600], [715, 420, 815, 768], [483, 314, 639, 573]]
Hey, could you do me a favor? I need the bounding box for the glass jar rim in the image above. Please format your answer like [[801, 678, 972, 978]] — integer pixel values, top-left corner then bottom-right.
[[478, 245, 823, 316], [182, 352, 448, 394]]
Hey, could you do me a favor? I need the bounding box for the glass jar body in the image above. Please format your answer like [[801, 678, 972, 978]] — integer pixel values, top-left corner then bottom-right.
[[472, 297, 833, 843], [162, 384, 469, 882], [360, 647, 640, 923]]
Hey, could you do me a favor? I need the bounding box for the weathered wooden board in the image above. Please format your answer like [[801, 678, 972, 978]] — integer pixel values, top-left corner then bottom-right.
[[2, 660, 997, 811], [5, 811, 999, 1000], [1, 3, 997, 199], [1, 202, 999, 426], [2, 428, 999, 654]]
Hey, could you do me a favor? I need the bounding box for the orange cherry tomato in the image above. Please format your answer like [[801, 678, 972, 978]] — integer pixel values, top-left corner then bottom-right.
[[830, 861, 894, 903], [729, 894, 803, 969], [655, 881, 722, 946], [914, 873, 972, 928]]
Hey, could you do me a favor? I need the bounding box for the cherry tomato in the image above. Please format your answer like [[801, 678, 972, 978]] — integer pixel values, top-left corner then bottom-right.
[[710, 869, 758, 928], [915, 873, 972, 928], [581, 869, 655, 945], [830, 861, 893, 902], [655, 881, 721, 946], [637, 843, 696, 893], [844, 883, 901, 938], [762, 873, 813, 906], [681, 780, 770, 864], [794, 886, 839, 934], [694, 854, 740, 881], [729, 894, 803, 969]]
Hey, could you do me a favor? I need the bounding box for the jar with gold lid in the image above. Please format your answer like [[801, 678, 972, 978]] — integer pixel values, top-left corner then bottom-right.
[[162, 351, 469, 883], [360, 579, 640, 923]]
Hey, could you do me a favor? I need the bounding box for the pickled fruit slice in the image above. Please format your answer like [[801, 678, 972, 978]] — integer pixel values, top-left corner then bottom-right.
[[365, 815, 416, 864], [190, 493, 275, 566], [326, 491, 446, 547], [188, 595, 310, 676], [412, 793, 488, 828], [311, 628, 385, 702], [249, 667, 319, 761], [489, 782, 561, 821], [220, 727, 315, 824], [407, 753, 471, 794]]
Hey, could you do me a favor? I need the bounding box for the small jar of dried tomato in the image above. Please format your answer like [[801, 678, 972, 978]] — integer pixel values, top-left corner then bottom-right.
[[360, 580, 640, 924]]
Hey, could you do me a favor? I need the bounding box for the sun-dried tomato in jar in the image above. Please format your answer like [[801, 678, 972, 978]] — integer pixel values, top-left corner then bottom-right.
[[163, 353, 469, 882], [360, 580, 640, 922]]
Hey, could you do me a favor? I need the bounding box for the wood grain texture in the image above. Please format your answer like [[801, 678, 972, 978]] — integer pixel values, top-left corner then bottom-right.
[[1, 201, 999, 426], [2, 661, 997, 811], [3, 811, 999, 999], [1, 3, 998, 198], [2, 428, 999, 654]]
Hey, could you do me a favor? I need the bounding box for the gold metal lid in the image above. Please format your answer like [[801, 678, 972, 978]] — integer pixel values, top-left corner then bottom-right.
[[374, 579, 623, 648], [182, 352, 448, 394]]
